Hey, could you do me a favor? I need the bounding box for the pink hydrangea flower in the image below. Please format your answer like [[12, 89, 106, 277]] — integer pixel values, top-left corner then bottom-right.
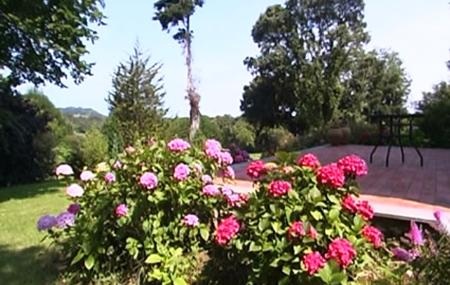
[[140, 172, 158, 190], [362, 225, 383, 248], [202, 184, 220, 196], [218, 151, 233, 165], [67, 203, 81, 214], [115, 204, 128, 217], [302, 251, 326, 275], [316, 163, 345, 188], [55, 164, 74, 176], [204, 139, 222, 159], [337, 154, 368, 177], [297, 153, 321, 169], [268, 180, 292, 197], [357, 200, 374, 221], [222, 166, 235, 179], [66, 184, 84, 197], [325, 238, 356, 268], [215, 215, 240, 246], [80, 170, 95, 181], [287, 221, 305, 239], [104, 172, 116, 184], [183, 214, 199, 227], [408, 221, 424, 246], [167, 138, 191, 152], [222, 187, 248, 207], [201, 174, 213, 185], [342, 195, 358, 213], [246, 160, 267, 179], [113, 160, 123, 169], [174, 163, 190, 181]]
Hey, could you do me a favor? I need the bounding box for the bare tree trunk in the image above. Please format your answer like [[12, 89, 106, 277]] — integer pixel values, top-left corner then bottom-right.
[[185, 16, 200, 141]]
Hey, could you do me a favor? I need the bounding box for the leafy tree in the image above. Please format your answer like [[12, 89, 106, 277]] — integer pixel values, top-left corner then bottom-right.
[[106, 45, 167, 146], [154, 0, 204, 140], [241, 0, 369, 134], [81, 128, 108, 167], [0, 0, 105, 87]]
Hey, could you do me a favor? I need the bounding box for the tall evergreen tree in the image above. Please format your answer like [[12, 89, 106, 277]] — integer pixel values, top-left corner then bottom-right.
[[153, 0, 204, 141], [106, 46, 167, 146]]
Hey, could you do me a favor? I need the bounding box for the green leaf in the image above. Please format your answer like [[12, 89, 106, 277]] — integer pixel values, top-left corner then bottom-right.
[[318, 263, 332, 283], [331, 272, 347, 285], [271, 221, 284, 234], [311, 210, 323, 221], [84, 255, 95, 270], [173, 277, 188, 285], [327, 194, 340, 204], [145, 254, 163, 264], [328, 209, 340, 221], [269, 258, 280, 267], [71, 249, 85, 265], [258, 218, 271, 231], [309, 187, 322, 202], [249, 242, 262, 252], [282, 265, 291, 275], [200, 227, 209, 241]]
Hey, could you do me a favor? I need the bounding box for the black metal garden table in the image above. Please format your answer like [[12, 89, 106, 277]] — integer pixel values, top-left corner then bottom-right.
[[369, 114, 423, 167]]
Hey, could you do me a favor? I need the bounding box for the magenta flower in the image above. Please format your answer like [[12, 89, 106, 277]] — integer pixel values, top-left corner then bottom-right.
[[268, 180, 292, 197], [297, 153, 321, 169], [362, 225, 383, 248], [174, 163, 190, 181], [140, 172, 158, 190], [80, 170, 95, 181], [302, 251, 326, 275], [337, 154, 368, 177], [37, 215, 57, 231], [204, 139, 222, 159], [325, 238, 356, 268], [409, 221, 424, 246], [287, 221, 306, 239], [115, 204, 128, 217], [183, 214, 199, 227], [167, 138, 191, 152], [67, 203, 81, 214], [66, 184, 84, 197], [202, 184, 220, 196], [316, 163, 345, 188], [104, 172, 116, 184], [55, 164, 73, 176], [215, 215, 240, 245]]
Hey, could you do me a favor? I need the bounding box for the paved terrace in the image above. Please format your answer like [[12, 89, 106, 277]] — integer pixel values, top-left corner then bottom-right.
[[230, 145, 450, 223]]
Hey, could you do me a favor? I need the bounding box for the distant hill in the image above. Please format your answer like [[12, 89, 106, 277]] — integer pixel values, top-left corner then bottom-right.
[[59, 107, 106, 133]]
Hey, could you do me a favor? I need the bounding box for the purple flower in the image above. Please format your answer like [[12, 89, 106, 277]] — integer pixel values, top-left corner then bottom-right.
[[115, 204, 128, 217], [113, 160, 123, 169], [55, 164, 73, 176], [66, 184, 84, 197], [167, 138, 191, 152], [202, 184, 220, 196], [140, 172, 158, 190], [218, 151, 233, 165], [183, 214, 199, 227], [174, 163, 190, 181], [204, 139, 222, 159], [104, 172, 116, 184], [80, 170, 95, 181], [201, 174, 213, 185], [223, 166, 235, 179], [434, 210, 443, 224], [409, 221, 424, 246], [37, 215, 57, 231], [67, 203, 81, 214], [56, 212, 75, 229], [392, 247, 416, 262]]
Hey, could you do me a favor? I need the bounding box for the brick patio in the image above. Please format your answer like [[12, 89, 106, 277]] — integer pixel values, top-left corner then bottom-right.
[[230, 145, 450, 222]]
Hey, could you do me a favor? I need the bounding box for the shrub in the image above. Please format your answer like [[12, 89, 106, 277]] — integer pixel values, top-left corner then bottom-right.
[[39, 138, 236, 284]]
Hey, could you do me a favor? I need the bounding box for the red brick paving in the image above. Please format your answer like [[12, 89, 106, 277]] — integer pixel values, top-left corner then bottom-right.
[[230, 145, 450, 222]]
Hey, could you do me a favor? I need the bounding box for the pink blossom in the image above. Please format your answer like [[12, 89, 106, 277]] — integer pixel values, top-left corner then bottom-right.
[[215, 215, 240, 245], [139, 172, 158, 190], [357, 200, 374, 221], [362, 225, 383, 248], [325, 238, 356, 268], [337, 154, 368, 177], [174, 163, 190, 181], [342, 195, 358, 213], [392, 247, 416, 262], [104, 172, 116, 184], [308, 225, 318, 239], [204, 139, 222, 159], [115, 204, 128, 217], [218, 151, 233, 165], [246, 160, 267, 179], [302, 251, 326, 275], [167, 138, 191, 152], [268, 180, 292, 197], [297, 153, 321, 169], [67, 203, 81, 214], [113, 160, 123, 169], [202, 184, 221, 196], [66, 184, 84, 197], [201, 174, 213, 185], [287, 221, 305, 239], [183, 214, 199, 227], [222, 187, 248, 207], [316, 163, 345, 188], [408, 221, 424, 246], [80, 170, 95, 181], [223, 166, 235, 179], [55, 164, 74, 176]]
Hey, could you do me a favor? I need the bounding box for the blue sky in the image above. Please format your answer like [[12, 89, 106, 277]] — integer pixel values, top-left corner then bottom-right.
[[28, 0, 450, 116]]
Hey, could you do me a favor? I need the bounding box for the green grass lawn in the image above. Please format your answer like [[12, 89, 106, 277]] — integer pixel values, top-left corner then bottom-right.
[[0, 181, 67, 285]]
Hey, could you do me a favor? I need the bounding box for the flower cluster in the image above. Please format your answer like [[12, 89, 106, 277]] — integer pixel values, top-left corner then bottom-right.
[[140, 172, 158, 190], [246, 160, 267, 179], [167, 138, 191, 152], [337, 154, 368, 177], [342, 195, 374, 220], [215, 215, 240, 245], [297, 153, 321, 169], [228, 144, 250, 164], [268, 180, 292, 197], [287, 221, 305, 239], [80, 170, 95, 181], [302, 251, 326, 275], [222, 187, 249, 208], [183, 214, 199, 227], [362, 225, 383, 248], [204, 139, 222, 159], [316, 163, 345, 188], [55, 164, 74, 176], [115, 204, 128, 217], [325, 238, 357, 268], [174, 163, 190, 181]]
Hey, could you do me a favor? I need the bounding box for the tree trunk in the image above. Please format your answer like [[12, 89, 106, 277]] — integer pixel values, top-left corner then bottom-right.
[[185, 16, 200, 141]]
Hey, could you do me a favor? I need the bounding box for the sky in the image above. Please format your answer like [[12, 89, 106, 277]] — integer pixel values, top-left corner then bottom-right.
[[26, 0, 450, 116]]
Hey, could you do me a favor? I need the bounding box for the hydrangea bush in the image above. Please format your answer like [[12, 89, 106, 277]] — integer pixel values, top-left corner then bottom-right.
[[40, 139, 239, 284]]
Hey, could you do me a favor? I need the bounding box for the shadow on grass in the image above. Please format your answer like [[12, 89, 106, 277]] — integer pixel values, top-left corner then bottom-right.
[[0, 180, 63, 203], [0, 244, 60, 285]]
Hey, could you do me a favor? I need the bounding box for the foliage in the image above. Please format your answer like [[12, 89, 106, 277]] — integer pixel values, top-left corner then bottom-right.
[[106, 45, 167, 146], [153, 0, 204, 140], [418, 81, 450, 147], [40, 138, 236, 284], [60, 107, 106, 134], [80, 128, 109, 168], [206, 154, 394, 284], [0, 0, 105, 87]]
